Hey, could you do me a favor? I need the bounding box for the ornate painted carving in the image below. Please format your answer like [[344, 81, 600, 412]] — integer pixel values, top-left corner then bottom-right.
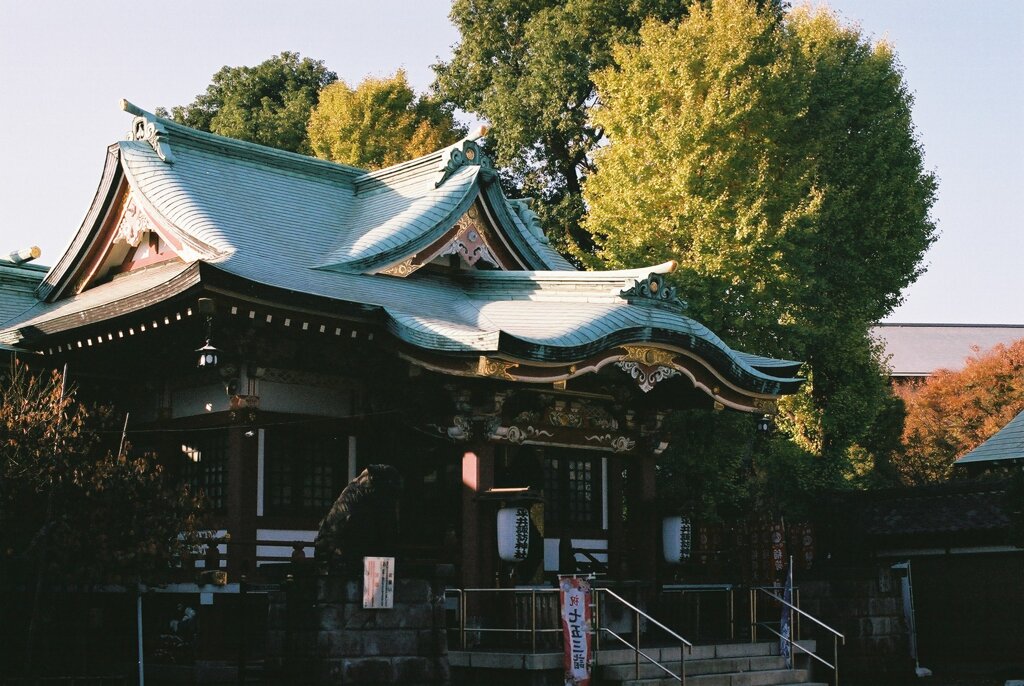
[[616, 360, 682, 393], [477, 356, 518, 381], [546, 401, 584, 428], [260, 367, 350, 390], [115, 196, 152, 248], [380, 258, 416, 277], [447, 415, 473, 441], [502, 424, 555, 444], [621, 345, 677, 368], [620, 273, 685, 309], [439, 219, 499, 267], [753, 398, 778, 414], [583, 433, 637, 453], [435, 140, 496, 188], [583, 404, 618, 430]]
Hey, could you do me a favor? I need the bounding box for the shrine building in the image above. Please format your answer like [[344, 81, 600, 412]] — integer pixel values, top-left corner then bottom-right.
[[0, 101, 803, 589]]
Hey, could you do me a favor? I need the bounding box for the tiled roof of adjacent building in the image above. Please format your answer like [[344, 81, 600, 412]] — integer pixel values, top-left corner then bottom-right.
[[858, 481, 1011, 536], [0, 258, 48, 326], [956, 409, 1024, 465], [871, 323, 1024, 377]]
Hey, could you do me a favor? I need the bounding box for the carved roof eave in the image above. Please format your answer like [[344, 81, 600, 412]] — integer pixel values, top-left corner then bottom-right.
[[492, 327, 799, 393], [454, 260, 678, 289], [397, 343, 799, 414], [1, 261, 387, 349]]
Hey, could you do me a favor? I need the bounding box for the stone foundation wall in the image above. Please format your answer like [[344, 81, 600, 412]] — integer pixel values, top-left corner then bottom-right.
[[799, 566, 912, 680], [265, 574, 449, 685]]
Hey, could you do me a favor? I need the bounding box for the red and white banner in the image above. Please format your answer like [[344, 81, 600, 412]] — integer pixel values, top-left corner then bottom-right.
[[559, 576, 592, 686]]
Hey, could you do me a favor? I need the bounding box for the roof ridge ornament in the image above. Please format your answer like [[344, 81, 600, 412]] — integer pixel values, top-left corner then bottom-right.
[[507, 197, 550, 245], [436, 137, 496, 188], [620, 272, 687, 310], [120, 99, 175, 164]]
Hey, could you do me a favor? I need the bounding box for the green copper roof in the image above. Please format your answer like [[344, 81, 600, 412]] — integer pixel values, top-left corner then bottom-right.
[[0, 260, 47, 325], [956, 410, 1024, 465], [0, 103, 803, 398]]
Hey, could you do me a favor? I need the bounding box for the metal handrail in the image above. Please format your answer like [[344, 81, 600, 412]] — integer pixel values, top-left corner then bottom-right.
[[598, 622, 682, 682], [751, 586, 845, 686], [599, 588, 694, 649], [758, 588, 845, 640], [445, 587, 562, 652], [596, 587, 692, 685], [661, 584, 737, 640]]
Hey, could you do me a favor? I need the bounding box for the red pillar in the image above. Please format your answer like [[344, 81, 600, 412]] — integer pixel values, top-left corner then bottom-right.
[[461, 444, 496, 588]]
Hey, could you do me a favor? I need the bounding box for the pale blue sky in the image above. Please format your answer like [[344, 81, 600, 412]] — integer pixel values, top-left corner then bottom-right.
[[0, 0, 1020, 324]]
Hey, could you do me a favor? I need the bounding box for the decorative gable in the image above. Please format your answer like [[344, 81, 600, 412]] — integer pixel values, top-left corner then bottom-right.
[[378, 200, 526, 277], [71, 187, 184, 294]]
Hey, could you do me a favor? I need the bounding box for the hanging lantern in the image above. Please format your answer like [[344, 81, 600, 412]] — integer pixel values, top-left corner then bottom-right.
[[196, 297, 219, 368], [497, 507, 531, 562], [662, 516, 692, 564], [196, 341, 219, 368]]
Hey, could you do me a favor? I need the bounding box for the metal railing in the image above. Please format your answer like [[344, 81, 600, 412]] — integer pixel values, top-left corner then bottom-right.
[[595, 587, 693, 685], [750, 586, 845, 686], [660, 583, 736, 641], [444, 587, 562, 652], [445, 585, 693, 683], [445, 583, 841, 686]]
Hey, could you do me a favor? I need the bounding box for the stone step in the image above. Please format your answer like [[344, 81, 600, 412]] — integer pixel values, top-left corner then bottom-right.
[[600, 654, 788, 680], [596, 640, 817, 666], [618, 669, 813, 686]]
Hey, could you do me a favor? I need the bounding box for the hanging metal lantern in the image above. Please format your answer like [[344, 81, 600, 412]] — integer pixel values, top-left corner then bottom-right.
[[662, 515, 692, 564], [196, 341, 219, 368], [196, 297, 218, 368], [497, 507, 531, 562]]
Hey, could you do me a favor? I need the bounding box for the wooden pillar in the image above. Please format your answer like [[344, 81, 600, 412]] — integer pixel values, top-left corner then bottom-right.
[[607, 456, 626, 579], [624, 453, 658, 582], [227, 412, 259, 578], [461, 444, 496, 588]]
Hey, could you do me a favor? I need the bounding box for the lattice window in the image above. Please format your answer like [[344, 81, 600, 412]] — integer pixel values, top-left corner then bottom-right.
[[181, 432, 228, 511], [266, 430, 344, 515], [545, 454, 601, 529]]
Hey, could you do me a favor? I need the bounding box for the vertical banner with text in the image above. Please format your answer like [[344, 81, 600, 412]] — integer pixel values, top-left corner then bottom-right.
[[559, 576, 592, 686]]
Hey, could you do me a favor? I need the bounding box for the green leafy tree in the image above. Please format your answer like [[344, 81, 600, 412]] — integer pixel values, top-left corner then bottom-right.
[[657, 410, 757, 522], [308, 70, 464, 170], [434, 0, 700, 258], [584, 0, 937, 464], [895, 338, 1024, 484], [162, 51, 337, 154]]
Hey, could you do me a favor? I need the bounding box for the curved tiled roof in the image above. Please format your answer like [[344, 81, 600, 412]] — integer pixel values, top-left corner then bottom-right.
[[0, 104, 803, 399]]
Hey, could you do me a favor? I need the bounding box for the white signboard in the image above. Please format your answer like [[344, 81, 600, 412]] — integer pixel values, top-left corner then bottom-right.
[[363, 556, 395, 609]]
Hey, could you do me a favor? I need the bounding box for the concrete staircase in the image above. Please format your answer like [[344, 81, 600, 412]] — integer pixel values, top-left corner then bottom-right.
[[595, 640, 828, 686]]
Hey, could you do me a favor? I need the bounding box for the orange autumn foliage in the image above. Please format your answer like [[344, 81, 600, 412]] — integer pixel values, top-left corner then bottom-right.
[[895, 338, 1024, 484]]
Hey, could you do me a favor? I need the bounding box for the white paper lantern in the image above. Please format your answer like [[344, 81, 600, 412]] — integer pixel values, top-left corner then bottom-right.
[[662, 516, 692, 564], [497, 507, 531, 561]]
